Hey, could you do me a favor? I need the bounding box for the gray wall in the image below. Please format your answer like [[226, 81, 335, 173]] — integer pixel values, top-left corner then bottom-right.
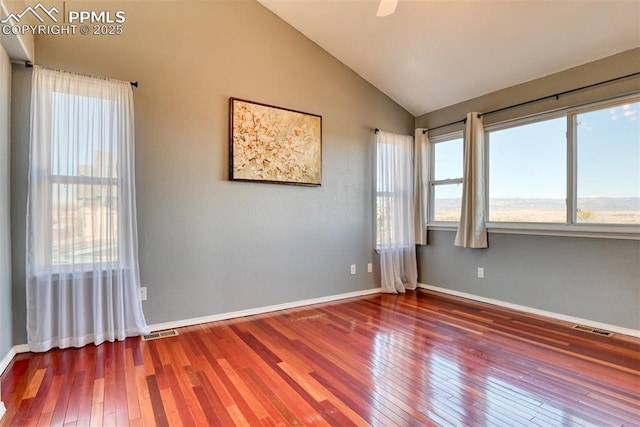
[[416, 49, 640, 330], [10, 0, 413, 344], [9, 64, 27, 347], [420, 231, 639, 329], [1, 46, 12, 363], [416, 48, 640, 134]]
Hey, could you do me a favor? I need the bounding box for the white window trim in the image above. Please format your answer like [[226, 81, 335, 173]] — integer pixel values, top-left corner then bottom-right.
[[484, 110, 567, 226], [482, 94, 639, 238], [426, 223, 639, 240], [428, 131, 464, 224], [565, 95, 639, 227]]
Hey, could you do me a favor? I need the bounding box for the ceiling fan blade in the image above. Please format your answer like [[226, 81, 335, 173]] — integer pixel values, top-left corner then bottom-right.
[[376, 0, 398, 17]]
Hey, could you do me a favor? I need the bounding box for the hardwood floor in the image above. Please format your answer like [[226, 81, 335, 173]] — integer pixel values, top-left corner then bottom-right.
[[1, 289, 639, 426]]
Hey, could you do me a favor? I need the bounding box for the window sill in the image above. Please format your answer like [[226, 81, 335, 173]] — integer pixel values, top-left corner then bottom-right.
[[427, 223, 459, 232], [427, 223, 640, 240]]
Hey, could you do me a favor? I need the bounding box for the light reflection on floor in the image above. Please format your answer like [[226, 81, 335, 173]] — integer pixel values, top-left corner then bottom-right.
[[367, 294, 607, 426]]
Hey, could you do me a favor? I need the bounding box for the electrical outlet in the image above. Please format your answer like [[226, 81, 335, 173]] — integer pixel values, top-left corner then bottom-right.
[[477, 268, 484, 279], [367, 263, 373, 273], [140, 287, 147, 301], [350, 264, 356, 275]]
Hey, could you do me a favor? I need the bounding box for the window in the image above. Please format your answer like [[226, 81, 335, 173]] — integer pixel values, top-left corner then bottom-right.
[[50, 93, 119, 265], [375, 132, 414, 249], [426, 95, 639, 235], [27, 66, 147, 352], [486, 96, 639, 227], [430, 133, 463, 222], [488, 116, 566, 223], [376, 141, 395, 248], [575, 101, 639, 224]]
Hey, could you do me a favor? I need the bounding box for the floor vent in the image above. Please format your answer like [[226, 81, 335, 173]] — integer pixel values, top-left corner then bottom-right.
[[572, 324, 613, 337], [141, 329, 179, 341]]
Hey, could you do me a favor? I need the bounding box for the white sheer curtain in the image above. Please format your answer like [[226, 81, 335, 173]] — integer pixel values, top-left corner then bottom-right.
[[455, 112, 488, 248], [376, 130, 418, 293], [27, 66, 148, 352]]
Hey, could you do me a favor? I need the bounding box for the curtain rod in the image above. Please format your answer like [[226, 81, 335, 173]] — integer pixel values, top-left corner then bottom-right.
[[421, 71, 640, 134], [24, 61, 138, 88]]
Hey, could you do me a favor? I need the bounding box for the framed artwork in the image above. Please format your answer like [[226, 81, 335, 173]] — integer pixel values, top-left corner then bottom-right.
[[229, 98, 322, 186]]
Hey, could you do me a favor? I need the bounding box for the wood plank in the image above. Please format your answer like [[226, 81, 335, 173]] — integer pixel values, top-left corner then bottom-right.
[[145, 375, 168, 427], [23, 369, 46, 399], [2, 289, 639, 426]]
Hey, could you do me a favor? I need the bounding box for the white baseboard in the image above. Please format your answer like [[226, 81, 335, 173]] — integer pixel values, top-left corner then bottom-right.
[[1, 345, 19, 377], [0, 349, 14, 378], [0, 342, 30, 402], [0, 348, 26, 420], [149, 287, 382, 332], [418, 283, 640, 338]]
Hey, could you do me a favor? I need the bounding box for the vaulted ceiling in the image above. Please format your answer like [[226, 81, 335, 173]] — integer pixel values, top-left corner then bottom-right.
[[258, 0, 640, 116]]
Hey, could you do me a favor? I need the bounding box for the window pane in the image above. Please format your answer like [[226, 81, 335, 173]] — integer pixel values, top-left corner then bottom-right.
[[576, 101, 640, 224], [433, 183, 462, 222], [434, 138, 463, 180], [51, 93, 116, 178], [489, 117, 566, 222], [52, 183, 118, 265], [376, 195, 394, 248], [376, 142, 393, 192]]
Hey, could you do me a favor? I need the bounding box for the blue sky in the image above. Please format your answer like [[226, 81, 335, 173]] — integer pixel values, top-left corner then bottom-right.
[[435, 101, 639, 199], [576, 102, 639, 198], [489, 117, 566, 199]]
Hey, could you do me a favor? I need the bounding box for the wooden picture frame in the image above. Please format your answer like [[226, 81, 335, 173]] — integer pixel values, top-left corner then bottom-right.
[[229, 98, 322, 186]]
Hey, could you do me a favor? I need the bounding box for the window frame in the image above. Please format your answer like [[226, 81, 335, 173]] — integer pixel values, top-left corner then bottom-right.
[[428, 131, 464, 224], [567, 96, 640, 227], [46, 92, 122, 269], [484, 110, 568, 225], [483, 94, 640, 239]]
